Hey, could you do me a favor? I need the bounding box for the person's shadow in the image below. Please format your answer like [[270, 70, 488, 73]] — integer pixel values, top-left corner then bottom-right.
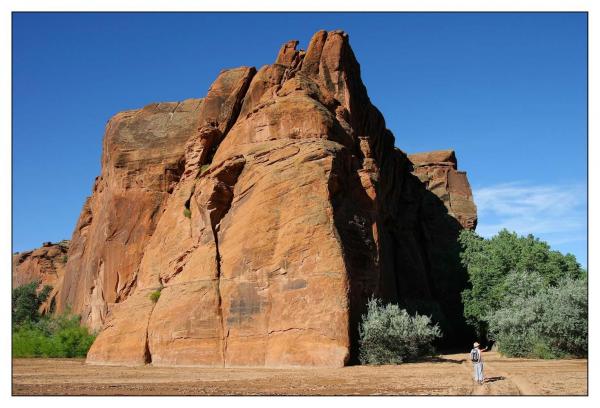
[[485, 376, 505, 383]]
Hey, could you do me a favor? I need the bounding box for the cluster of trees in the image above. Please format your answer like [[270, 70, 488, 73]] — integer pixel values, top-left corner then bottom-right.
[[358, 229, 587, 364], [459, 229, 587, 358], [12, 280, 96, 358]]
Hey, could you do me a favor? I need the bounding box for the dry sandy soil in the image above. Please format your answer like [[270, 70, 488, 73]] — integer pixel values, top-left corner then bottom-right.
[[12, 352, 587, 396]]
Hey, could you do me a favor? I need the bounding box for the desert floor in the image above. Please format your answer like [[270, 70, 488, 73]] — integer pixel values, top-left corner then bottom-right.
[[12, 352, 587, 396]]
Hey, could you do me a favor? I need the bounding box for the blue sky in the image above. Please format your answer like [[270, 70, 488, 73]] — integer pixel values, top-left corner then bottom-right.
[[12, 12, 587, 267]]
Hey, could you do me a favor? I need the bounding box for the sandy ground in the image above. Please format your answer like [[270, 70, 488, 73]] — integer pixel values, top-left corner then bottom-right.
[[12, 352, 587, 396]]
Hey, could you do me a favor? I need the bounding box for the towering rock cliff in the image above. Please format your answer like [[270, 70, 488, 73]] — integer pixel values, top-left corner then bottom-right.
[[13, 30, 477, 367]]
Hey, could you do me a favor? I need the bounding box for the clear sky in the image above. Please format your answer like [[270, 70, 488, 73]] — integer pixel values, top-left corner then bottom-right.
[[12, 12, 588, 267]]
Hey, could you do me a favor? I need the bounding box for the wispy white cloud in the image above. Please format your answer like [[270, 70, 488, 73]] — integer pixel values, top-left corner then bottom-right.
[[473, 182, 587, 246]]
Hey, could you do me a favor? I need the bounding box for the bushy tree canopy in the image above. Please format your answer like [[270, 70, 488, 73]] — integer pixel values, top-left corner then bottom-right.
[[359, 298, 442, 364], [12, 280, 52, 326], [487, 272, 587, 358], [459, 229, 585, 337]]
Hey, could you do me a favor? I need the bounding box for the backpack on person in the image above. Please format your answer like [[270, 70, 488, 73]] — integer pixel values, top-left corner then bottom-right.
[[470, 348, 480, 363]]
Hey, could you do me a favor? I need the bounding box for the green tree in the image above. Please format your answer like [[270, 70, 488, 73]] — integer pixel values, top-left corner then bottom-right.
[[538, 276, 587, 356], [459, 229, 585, 338], [12, 280, 52, 327], [487, 272, 587, 358]]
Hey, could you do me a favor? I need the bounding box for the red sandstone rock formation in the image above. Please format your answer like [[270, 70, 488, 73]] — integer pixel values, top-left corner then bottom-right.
[[58, 99, 203, 330], [13, 30, 477, 367], [12, 240, 69, 314], [409, 150, 477, 230]]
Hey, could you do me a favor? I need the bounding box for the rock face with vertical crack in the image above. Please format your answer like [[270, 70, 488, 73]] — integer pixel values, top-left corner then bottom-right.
[[16, 30, 478, 367], [57, 99, 204, 331]]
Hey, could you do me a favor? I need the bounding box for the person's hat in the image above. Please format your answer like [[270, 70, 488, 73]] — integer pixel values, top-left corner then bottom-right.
[[473, 342, 480, 347]]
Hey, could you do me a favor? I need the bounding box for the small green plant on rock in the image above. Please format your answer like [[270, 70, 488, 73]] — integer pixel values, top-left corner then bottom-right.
[[150, 287, 162, 303], [183, 207, 192, 218]]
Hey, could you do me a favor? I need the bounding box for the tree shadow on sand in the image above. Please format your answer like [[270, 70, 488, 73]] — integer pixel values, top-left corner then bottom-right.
[[423, 356, 466, 364]]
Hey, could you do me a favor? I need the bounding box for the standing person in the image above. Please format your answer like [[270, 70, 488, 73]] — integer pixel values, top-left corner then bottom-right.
[[470, 342, 488, 385]]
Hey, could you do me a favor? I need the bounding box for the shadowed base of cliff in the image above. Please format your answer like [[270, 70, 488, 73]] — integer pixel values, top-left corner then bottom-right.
[[12, 352, 587, 396], [332, 157, 476, 363]]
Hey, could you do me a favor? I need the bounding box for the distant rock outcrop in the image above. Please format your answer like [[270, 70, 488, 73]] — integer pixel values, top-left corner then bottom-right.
[[12, 240, 70, 314], [408, 150, 477, 230], [13, 30, 477, 367]]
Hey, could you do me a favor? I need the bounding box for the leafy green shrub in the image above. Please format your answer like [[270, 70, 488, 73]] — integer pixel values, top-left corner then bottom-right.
[[532, 341, 557, 360], [52, 326, 96, 357], [358, 298, 442, 365], [12, 311, 96, 358], [487, 272, 587, 358], [12, 280, 52, 326], [60, 254, 68, 264], [183, 207, 192, 218], [12, 325, 46, 357], [150, 289, 162, 303]]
